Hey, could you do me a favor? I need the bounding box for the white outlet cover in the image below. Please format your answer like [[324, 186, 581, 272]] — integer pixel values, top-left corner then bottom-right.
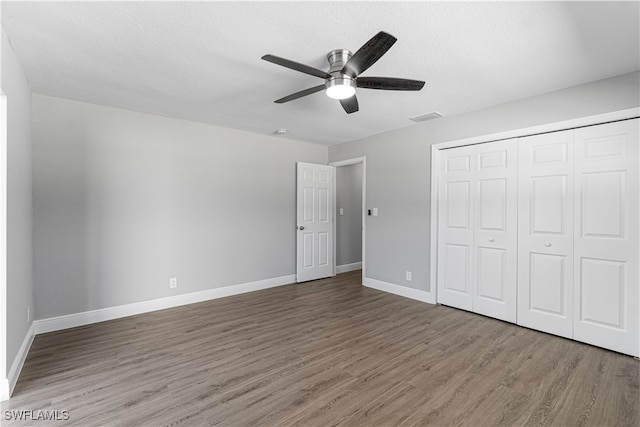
[[169, 277, 178, 288], [373, 208, 379, 216], [339, 208, 344, 216], [406, 271, 412, 281]]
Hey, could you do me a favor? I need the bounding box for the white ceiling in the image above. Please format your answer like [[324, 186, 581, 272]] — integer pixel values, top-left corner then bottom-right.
[[2, 1, 639, 145]]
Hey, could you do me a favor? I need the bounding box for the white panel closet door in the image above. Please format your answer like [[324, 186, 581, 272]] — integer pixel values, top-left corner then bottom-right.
[[437, 147, 474, 311], [437, 140, 517, 320], [573, 119, 639, 356], [472, 139, 517, 323], [517, 130, 575, 338]]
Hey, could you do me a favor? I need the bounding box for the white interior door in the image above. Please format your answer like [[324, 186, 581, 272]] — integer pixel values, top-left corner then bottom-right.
[[437, 140, 517, 320], [573, 119, 639, 356], [437, 147, 474, 311], [472, 139, 517, 323], [517, 130, 575, 338], [435, 114, 639, 356], [296, 162, 334, 283]]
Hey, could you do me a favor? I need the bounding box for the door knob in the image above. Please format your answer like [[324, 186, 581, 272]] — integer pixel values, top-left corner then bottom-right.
[[544, 242, 552, 247], [298, 226, 305, 230]]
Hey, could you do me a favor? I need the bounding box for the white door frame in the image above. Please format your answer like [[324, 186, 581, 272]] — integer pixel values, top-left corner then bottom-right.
[[329, 157, 366, 279], [431, 108, 640, 304], [0, 92, 8, 400]]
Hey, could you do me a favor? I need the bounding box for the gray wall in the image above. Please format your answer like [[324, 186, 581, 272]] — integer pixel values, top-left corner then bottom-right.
[[2, 30, 33, 374], [329, 71, 640, 293], [335, 163, 362, 266], [32, 94, 327, 319]]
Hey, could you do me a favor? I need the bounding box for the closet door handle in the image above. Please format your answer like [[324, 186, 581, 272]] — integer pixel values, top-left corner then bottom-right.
[[544, 242, 552, 247]]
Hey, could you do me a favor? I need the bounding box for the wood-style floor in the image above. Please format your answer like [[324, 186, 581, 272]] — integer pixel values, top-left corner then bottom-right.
[[2, 270, 638, 426]]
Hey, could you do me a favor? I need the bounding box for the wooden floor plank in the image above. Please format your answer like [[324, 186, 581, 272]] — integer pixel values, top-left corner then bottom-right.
[[2, 270, 638, 426]]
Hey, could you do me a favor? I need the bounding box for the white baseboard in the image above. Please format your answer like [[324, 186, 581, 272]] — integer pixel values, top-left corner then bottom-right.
[[35, 274, 295, 335], [363, 277, 436, 304], [336, 262, 362, 274], [0, 379, 9, 402], [3, 322, 36, 401]]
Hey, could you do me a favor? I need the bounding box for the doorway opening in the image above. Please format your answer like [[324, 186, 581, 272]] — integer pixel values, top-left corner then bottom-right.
[[331, 157, 366, 278]]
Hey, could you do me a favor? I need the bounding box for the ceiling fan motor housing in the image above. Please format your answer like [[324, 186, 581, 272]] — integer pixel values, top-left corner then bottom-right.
[[327, 49, 353, 73]]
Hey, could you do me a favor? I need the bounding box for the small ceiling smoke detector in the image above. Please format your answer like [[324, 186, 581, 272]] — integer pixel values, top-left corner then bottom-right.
[[273, 129, 288, 135], [409, 111, 444, 122]]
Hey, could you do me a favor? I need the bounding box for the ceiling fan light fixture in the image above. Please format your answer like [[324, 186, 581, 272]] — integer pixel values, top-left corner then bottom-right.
[[325, 76, 356, 100]]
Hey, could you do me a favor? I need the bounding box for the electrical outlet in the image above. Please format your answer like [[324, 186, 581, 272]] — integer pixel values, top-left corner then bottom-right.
[[373, 208, 379, 216], [169, 277, 178, 289], [339, 208, 344, 216], [406, 271, 412, 281]]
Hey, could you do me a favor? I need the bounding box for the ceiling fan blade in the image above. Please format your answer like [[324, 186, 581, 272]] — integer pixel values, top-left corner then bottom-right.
[[262, 54, 331, 79], [274, 84, 326, 104], [357, 77, 425, 91], [339, 95, 359, 114], [341, 31, 397, 78]]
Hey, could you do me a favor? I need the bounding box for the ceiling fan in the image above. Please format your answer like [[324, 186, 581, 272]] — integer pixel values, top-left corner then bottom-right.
[[262, 31, 425, 114]]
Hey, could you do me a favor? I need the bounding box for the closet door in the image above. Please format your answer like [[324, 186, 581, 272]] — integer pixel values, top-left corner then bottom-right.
[[573, 119, 639, 356], [437, 146, 474, 311], [472, 140, 517, 322], [517, 130, 574, 338]]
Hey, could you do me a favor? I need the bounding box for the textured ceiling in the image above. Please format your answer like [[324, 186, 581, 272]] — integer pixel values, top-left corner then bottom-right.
[[2, 1, 639, 145]]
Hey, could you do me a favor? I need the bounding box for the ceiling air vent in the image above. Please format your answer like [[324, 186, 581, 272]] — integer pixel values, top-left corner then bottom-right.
[[409, 111, 444, 122]]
